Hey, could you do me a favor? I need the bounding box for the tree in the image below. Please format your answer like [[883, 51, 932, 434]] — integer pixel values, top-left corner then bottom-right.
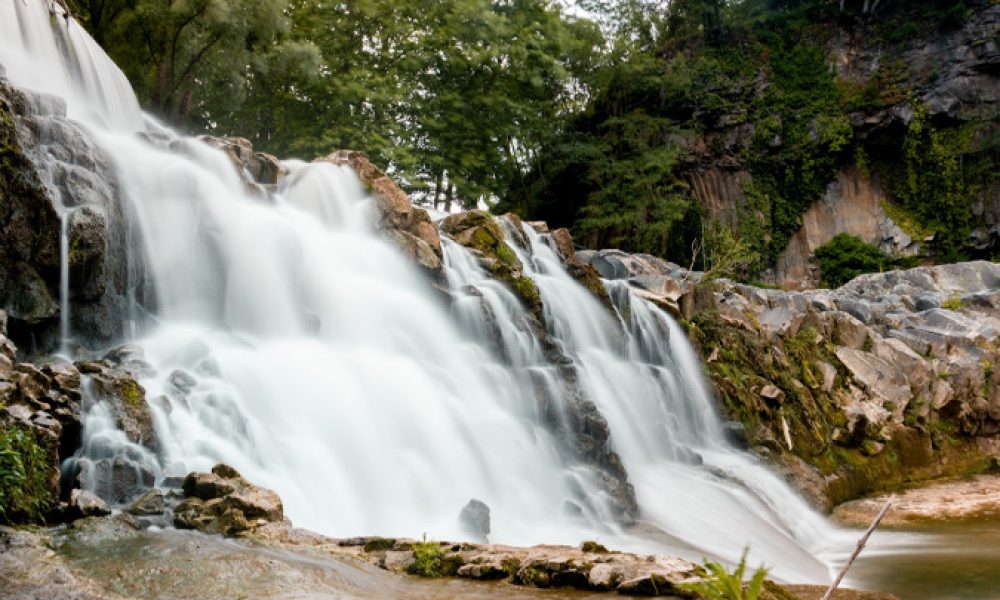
[[76, 0, 302, 124]]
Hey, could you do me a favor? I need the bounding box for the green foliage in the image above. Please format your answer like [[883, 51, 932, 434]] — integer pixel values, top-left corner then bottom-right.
[[408, 536, 448, 578], [679, 548, 769, 600], [71, 0, 302, 124], [702, 222, 760, 282], [0, 424, 53, 523], [121, 379, 143, 407], [942, 295, 963, 311], [77, 0, 599, 211], [892, 108, 981, 261], [814, 233, 891, 288]]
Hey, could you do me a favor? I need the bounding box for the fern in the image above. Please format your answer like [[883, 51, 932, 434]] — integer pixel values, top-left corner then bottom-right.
[[680, 548, 768, 600]]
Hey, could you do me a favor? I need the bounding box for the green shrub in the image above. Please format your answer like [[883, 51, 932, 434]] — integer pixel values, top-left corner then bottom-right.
[[680, 548, 769, 600], [942, 295, 962, 311], [408, 536, 448, 577], [0, 424, 53, 523], [814, 233, 891, 288]]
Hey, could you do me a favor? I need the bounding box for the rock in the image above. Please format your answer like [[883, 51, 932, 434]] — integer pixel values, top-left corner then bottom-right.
[[760, 384, 785, 404], [588, 563, 621, 590], [85, 364, 156, 450], [1, 82, 131, 353], [457, 562, 509, 581], [458, 499, 491, 543], [615, 572, 686, 596], [126, 488, 165, 516], [316, 150, 442, 275], [70, 489, 110, 518], [182, 472, 237, 501], [174, 464, 284, 536], [816, 361, 838, 392]]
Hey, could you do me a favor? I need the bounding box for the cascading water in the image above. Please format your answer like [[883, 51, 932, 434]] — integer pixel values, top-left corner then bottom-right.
[[1, 0, 847, 584], [499, 222, 843, 580]]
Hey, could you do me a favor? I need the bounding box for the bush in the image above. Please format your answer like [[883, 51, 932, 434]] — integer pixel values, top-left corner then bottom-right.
[[814, 233, 891, 288], [0, 424, 54, 523], [408, 537, 448, 577]]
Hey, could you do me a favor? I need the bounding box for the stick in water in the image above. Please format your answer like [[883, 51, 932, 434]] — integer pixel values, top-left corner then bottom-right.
[[820, 499, 892, 600]]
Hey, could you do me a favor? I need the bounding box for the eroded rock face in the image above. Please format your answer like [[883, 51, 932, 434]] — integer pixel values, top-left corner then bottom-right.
[[0, 81, 133, 353], [690, 261, 1000, 506], [317, 150, 443, 275], [775, 167, 918, 289], [174, 464, 285, 536]]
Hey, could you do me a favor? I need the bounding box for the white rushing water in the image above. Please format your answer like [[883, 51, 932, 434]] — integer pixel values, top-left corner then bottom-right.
[[1, 0, 846, 583]]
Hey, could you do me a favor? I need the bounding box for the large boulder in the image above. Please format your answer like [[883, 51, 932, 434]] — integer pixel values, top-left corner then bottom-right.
[[458, 499, 490, 543]]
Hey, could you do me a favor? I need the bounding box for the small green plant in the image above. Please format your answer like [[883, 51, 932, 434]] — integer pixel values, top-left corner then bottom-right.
[[680, 548, 768, 600], [0, 425, 53, 523], [120, 379, 143, 406], [408, 534, 447, 577], [814, 233, 892, 288], [942, 295, 962, 311]]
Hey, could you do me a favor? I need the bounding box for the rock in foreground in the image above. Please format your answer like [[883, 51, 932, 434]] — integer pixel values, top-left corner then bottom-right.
[[173, 464, 285, 536]]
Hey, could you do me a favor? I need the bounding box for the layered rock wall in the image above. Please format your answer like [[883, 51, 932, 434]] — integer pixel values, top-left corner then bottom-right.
[[579, 245, 1000, 509]]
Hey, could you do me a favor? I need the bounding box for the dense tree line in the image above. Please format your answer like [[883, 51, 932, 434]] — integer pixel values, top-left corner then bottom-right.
[[71, 0, 992, 277], [68, 0, 601, 210]]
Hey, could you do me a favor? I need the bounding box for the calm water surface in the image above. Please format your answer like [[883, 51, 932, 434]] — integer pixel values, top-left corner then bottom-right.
[[846, 518, 1000, 600]]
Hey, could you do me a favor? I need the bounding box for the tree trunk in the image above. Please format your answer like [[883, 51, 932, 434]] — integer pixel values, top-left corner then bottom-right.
[[432, 170, 443, 210]]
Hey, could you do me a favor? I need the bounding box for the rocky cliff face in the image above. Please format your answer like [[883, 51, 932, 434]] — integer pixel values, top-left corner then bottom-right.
[[0, 80, 135, 353], [686, 3, 1000, 288], [579, 246, 1000, 510]]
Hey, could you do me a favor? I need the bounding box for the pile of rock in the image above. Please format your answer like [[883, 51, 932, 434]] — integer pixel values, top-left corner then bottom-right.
[[173, 464, 285, 536], [347, 536, 705, 596], [0, 311, 160, 521]]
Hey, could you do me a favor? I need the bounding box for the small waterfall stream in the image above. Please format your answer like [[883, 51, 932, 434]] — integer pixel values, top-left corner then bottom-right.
[[0, 0, 846, 584]]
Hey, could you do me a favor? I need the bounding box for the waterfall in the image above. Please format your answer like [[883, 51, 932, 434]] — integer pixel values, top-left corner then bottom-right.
[[59, 208, 72, 353], [0, 0, 845, 583]]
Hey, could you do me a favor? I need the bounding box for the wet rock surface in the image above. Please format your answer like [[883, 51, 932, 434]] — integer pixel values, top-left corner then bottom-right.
[[0, 80, 133, 353], [440, 213, 640, 523]]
